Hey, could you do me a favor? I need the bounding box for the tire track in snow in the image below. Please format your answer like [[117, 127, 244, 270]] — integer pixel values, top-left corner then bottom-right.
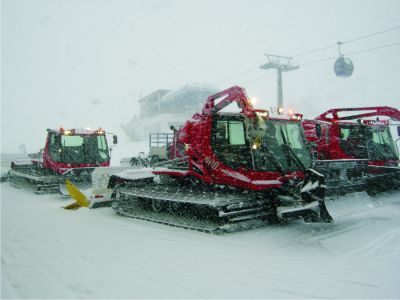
[[270, 220, 366, 251], [327, 191, 400, 219], [303, 221, 366, 244], [340, 228, 400, 262], [271, 193, 400, 252]]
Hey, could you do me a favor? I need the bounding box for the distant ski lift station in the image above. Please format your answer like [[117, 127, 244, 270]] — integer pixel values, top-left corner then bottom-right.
[[122, 84, 218, 141]]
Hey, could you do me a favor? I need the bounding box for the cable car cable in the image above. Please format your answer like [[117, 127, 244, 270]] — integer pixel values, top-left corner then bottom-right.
[[302, 41, 400, 67], [292, 25, 400, 58], [212, 25, 400, 84], [239, 41, 400, 86]]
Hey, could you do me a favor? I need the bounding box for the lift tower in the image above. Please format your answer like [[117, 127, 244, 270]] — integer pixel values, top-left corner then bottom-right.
[[260, 54, 299, 114]]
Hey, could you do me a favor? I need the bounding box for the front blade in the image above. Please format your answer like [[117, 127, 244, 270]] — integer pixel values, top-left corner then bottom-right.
[[299, 168, 333, 223], [63, 201, 82, 210], [64, 179, 90, 208]]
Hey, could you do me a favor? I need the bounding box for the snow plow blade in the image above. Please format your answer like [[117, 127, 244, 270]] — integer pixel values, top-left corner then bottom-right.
[[64, 168, 155, 210], [297, 168, 333, 223], [63, 179, 90, 209], [278, 201, 331, 223], [59, 166, 140, 200], [63, 201, 82, 210]]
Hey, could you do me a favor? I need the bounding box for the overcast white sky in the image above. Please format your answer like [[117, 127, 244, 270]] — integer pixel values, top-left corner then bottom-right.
[[1, 0, 400, 153]]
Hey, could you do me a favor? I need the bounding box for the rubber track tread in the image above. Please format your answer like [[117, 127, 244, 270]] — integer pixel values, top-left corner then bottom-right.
[[113, 184, 273, 233], [113, 202, 269, 234]]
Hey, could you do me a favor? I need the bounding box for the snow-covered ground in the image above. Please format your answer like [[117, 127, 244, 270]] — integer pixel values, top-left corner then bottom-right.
[[2, 175, 400, 298]]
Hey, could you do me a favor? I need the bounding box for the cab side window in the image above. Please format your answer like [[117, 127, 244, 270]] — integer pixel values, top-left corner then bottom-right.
[[48, 133, 61, 161], [213, 119, 251, 169]]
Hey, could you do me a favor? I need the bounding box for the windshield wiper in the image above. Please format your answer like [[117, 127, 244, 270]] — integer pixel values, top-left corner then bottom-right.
[[281, 143, 306, 171], [258, 143, 285, 175], [279, 129, 306, 171]]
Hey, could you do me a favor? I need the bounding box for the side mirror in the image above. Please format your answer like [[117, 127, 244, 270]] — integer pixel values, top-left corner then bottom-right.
[[397, 126, 400, 137], [315, 124, 322, 138], [113, 135, 118, 145]]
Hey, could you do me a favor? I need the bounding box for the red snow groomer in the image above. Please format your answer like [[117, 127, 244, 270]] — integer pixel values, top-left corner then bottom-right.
[[109, 86, 332, 233], [303, 107, 400, 196], [8, 127, 117, 193]]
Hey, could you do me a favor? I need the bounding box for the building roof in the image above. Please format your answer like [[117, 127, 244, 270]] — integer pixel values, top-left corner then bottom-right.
[[138, 89, 170, 104]]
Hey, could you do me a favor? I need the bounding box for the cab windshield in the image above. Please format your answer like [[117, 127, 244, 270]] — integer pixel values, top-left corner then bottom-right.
[[263, 120, 312, 170], [49, 133, 110, 164], [340, 124, 398, 160], [212, 115, 311, 172]]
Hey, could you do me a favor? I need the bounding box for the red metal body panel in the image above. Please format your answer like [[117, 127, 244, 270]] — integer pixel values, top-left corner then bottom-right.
[[157, 86, 306, 191], [315, 106, 400, 122], [303, 106, 400, 166]]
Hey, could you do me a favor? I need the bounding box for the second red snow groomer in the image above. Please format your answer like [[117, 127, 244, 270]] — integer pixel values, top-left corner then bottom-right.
[[303, 106, 400, 195]]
